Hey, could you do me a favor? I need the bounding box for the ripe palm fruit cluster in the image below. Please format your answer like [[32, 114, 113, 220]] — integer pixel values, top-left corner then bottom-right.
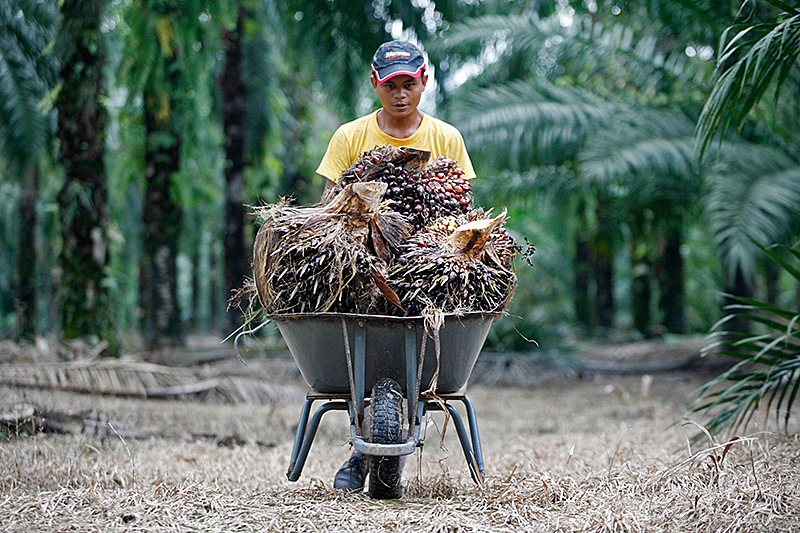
[[332, 148, 473, 231], [421, 156, 472, 222], [262, 234, 381, 314], [425, 211, 518, 269]]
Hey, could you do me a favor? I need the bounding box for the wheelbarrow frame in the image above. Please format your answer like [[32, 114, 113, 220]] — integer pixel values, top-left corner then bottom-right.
[[265, 312, 498, 485]]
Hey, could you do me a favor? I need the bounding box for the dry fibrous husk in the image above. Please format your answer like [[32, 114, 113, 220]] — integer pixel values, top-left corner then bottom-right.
[[383, 209, 519, 316], [244, 182, 408, 315]]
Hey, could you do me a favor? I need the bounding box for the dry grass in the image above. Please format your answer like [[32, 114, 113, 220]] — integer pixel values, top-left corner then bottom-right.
[[1, 371, 799, 532]]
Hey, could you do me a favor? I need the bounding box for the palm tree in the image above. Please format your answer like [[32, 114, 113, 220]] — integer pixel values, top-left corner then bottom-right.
[[127, 1, 187, 349], [56, 0, 117, 349], [219, 0, 285, 333], [219, 8, 248, 335], [695, 0, 800, 317], [452, 76, 703, 334], [0, 0, 58, 339], [121, 0, 233, 349], [691, 243, 800, 437]]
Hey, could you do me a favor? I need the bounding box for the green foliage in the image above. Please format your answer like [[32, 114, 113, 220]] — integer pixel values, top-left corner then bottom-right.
[[0, 180, 18, 333], [432, 1, 800, 343], [696, 0, 800, 156], [289, 0, 390, 116], [0, 0, 58, 173], [579, 109, 701, 204], [705, 142, 800, 283], [471, 167, 577, 351], [455, 79, 615, 169], [5, 0, 799, 353], [691, 242, 800, 436]]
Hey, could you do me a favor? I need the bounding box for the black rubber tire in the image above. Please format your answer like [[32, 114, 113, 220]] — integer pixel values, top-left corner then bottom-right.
[[368, 378, 404, 499]]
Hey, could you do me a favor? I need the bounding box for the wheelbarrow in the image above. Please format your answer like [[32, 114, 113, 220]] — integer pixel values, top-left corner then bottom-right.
[[266, 311, 498, 499]]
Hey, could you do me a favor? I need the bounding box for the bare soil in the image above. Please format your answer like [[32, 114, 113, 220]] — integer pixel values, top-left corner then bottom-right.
[[1, 346, 798, 532]]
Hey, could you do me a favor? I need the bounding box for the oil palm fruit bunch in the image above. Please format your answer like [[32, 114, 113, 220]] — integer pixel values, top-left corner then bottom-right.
[[377, 163, 429, 229], [421, 156, 473, 221], [333, 146, 430, 229], [332, 147, 474, 231], [243, 183, 405, 315], [384, 211, 517, 315], [239, 149, 526, 320], [262, 234, 382, 314], [427, 210, 520, 270]]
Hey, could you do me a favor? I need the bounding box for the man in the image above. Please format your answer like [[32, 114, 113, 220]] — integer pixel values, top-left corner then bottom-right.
[[317, 40, 476, 195], [316, 40, 476, 492]]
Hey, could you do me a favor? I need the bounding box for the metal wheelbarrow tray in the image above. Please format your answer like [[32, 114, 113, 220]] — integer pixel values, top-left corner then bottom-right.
[[270, 311, 499, 491]]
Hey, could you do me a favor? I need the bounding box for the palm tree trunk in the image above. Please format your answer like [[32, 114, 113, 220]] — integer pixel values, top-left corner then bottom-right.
[[594, 198, 615, 332], [796, 280, 800, 313], [221, 9, 248, 334], [14, 164, 38, 340], [574, 200, 593, 331], [594, 245, 614, 331], [140, 84, 184, 350], [280, 72, 316, 202], [724, 265, 752, 334], [210, 243, 222, 329], [656, 226, 685, 333], [56, 0, 115, 350], [764, 258, 779, 306], [630, 237, 652, 338]]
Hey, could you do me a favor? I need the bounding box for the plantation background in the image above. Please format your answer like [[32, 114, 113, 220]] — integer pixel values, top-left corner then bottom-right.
[[2, 0, 799, 355], [3, 2, 800, 530]]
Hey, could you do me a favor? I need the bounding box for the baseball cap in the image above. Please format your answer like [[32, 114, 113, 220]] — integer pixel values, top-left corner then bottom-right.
[[371, 41, 426, 85]]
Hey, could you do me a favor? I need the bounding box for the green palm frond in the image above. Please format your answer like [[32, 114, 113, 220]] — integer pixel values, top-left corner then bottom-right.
[[696, 4, 800, 155], [567, 14, 714, 89], [0, 0, 57, 171], [238, 1, 285, 162], [435, 10, 713, 92], [579, 110, 698, 189], [120, 1, 229, 104], [691, 242, 800, 436], [119, 6, 162, 99], [704, 143, 800, 282], [291, 0, 388, 116], [471, 165, 578, 200], [431, 12, 544, 55], [455, 79, 616, 167]]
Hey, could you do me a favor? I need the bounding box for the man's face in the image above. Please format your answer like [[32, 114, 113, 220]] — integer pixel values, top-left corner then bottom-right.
[[371, 73, 428, 120]]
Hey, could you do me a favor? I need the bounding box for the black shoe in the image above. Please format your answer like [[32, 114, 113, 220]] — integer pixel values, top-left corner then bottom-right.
[[333, 451, 368, 491]]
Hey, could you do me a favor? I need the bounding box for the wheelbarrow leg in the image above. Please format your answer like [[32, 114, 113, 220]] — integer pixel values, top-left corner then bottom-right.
[[288, 399, 314, 474], [287, 401, 348, 481], [460, 396, 485, 481], [444, 402, 485, 484]]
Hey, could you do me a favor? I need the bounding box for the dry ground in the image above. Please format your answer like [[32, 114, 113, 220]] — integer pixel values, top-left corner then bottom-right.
[[1, 354, 799, 532]]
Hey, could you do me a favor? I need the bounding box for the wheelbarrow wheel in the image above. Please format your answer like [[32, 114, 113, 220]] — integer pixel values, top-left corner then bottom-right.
[[368, 378, 403, 499]]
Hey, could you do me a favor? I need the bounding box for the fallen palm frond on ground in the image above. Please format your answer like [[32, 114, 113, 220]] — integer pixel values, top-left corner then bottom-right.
[[0, 359, 303, 405]]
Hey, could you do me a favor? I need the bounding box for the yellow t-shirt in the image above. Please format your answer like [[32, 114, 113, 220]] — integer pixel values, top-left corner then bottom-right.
[[316, 110, 476, 183]]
